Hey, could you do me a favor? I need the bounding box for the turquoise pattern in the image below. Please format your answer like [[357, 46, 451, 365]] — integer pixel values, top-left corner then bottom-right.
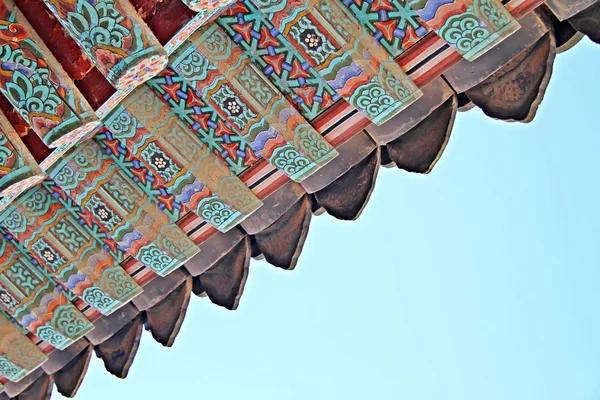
[[0, 0, 524, 383], [42, 0, 168, 89]]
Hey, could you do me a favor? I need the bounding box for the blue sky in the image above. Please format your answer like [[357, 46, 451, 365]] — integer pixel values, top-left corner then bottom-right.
[[57, 38, 600, 400]]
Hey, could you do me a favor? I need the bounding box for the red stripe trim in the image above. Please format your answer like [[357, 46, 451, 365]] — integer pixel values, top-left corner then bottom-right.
[[36, 0, 541, 357]]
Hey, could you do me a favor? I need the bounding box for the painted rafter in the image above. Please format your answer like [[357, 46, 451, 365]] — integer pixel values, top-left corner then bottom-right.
[[0, 0, 594, 396]]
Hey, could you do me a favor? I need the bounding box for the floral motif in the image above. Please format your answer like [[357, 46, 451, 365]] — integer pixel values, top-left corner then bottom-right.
[[300, 29, 322, 49], [65, 1, 130, 58], [41, 248, 56, 263], [217, 0, 340, 120], [139, 142, 182, 183], [0, 50, 78, 146], [152, 153, 170, 171], [224, 97, 242, 116], [94, 205, 112, 222], [81, 194, 120, 233], [0, 5, 98, 147], [212, 84, 256, 129], [251, 0, 422, 125], [289, 17, 337, 65], [30, 239, 66, 272], [44, 0, 167, 88], [0, 289, 18, 310]]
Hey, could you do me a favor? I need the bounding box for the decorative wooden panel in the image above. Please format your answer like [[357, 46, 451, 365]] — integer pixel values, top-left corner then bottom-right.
[[0, 229, 94, 350], [44, 139, 201, 276], [342, 0, 429, 58], [0, 180, 142, 316], [103, 86, 263, 231], [146, 68, 259, 175], [0, 311, 47, 383], [182, 0, 235, 13], [217, 0, 342, 121], [180, 0, 238, 35], [170, 25, 339, 182], [0, 112, 42, 192], [410, 0, 520, 61], [0, 0, 100, 148], [250, 0, 422, 125], [41, 0, 168, 89]]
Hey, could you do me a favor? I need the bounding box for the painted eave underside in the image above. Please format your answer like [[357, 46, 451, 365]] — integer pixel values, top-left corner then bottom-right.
[[0, 0, 598, 398]]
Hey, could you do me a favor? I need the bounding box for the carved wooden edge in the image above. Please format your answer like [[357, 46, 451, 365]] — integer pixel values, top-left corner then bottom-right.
[[184, 228, 246, 276], [253, 195, 312, 271], [85, 303, 140, 345], [241, 180, 306, 235], [249, 235, 266, 260], [196, 236, 251, 310], [443, 11, 550, 94], [301, 131, 377, 194], [94, 314, 143, 379], [314, 147, 380, 221], [145, 275, 193, 347], [465, 28, 556, 123], [568, 1, 600, 43], [547, 11, 585, 52], [192, 276, 208, 297], [5, 7, 584, 394], [365, 78, 454, 145], [41, 338, 90, 375], [557, 30, 585, 52], [385, 95, 458, 174], [4, 369, 44, 398], [4, 6, 584, 394], [53, 344, 94, 398], [379, 146, 395, 168], [11, 372, 53, 400], [132, 268, 188, 311], [544, 0, 598, 21], [456, 93, 476, 112]]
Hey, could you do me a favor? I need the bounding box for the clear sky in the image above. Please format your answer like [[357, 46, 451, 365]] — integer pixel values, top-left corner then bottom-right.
[[57, 38, 600, 400]]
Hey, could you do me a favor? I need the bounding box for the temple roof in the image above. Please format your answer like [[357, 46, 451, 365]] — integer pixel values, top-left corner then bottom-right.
[[0, 0, 597, 398]]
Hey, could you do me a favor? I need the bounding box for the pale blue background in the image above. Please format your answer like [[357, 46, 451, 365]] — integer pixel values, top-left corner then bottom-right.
[[58, 39, 599, 400]]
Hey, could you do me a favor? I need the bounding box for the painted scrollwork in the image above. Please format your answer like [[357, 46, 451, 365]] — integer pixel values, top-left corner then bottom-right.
[[43, 0, 167, 89]]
